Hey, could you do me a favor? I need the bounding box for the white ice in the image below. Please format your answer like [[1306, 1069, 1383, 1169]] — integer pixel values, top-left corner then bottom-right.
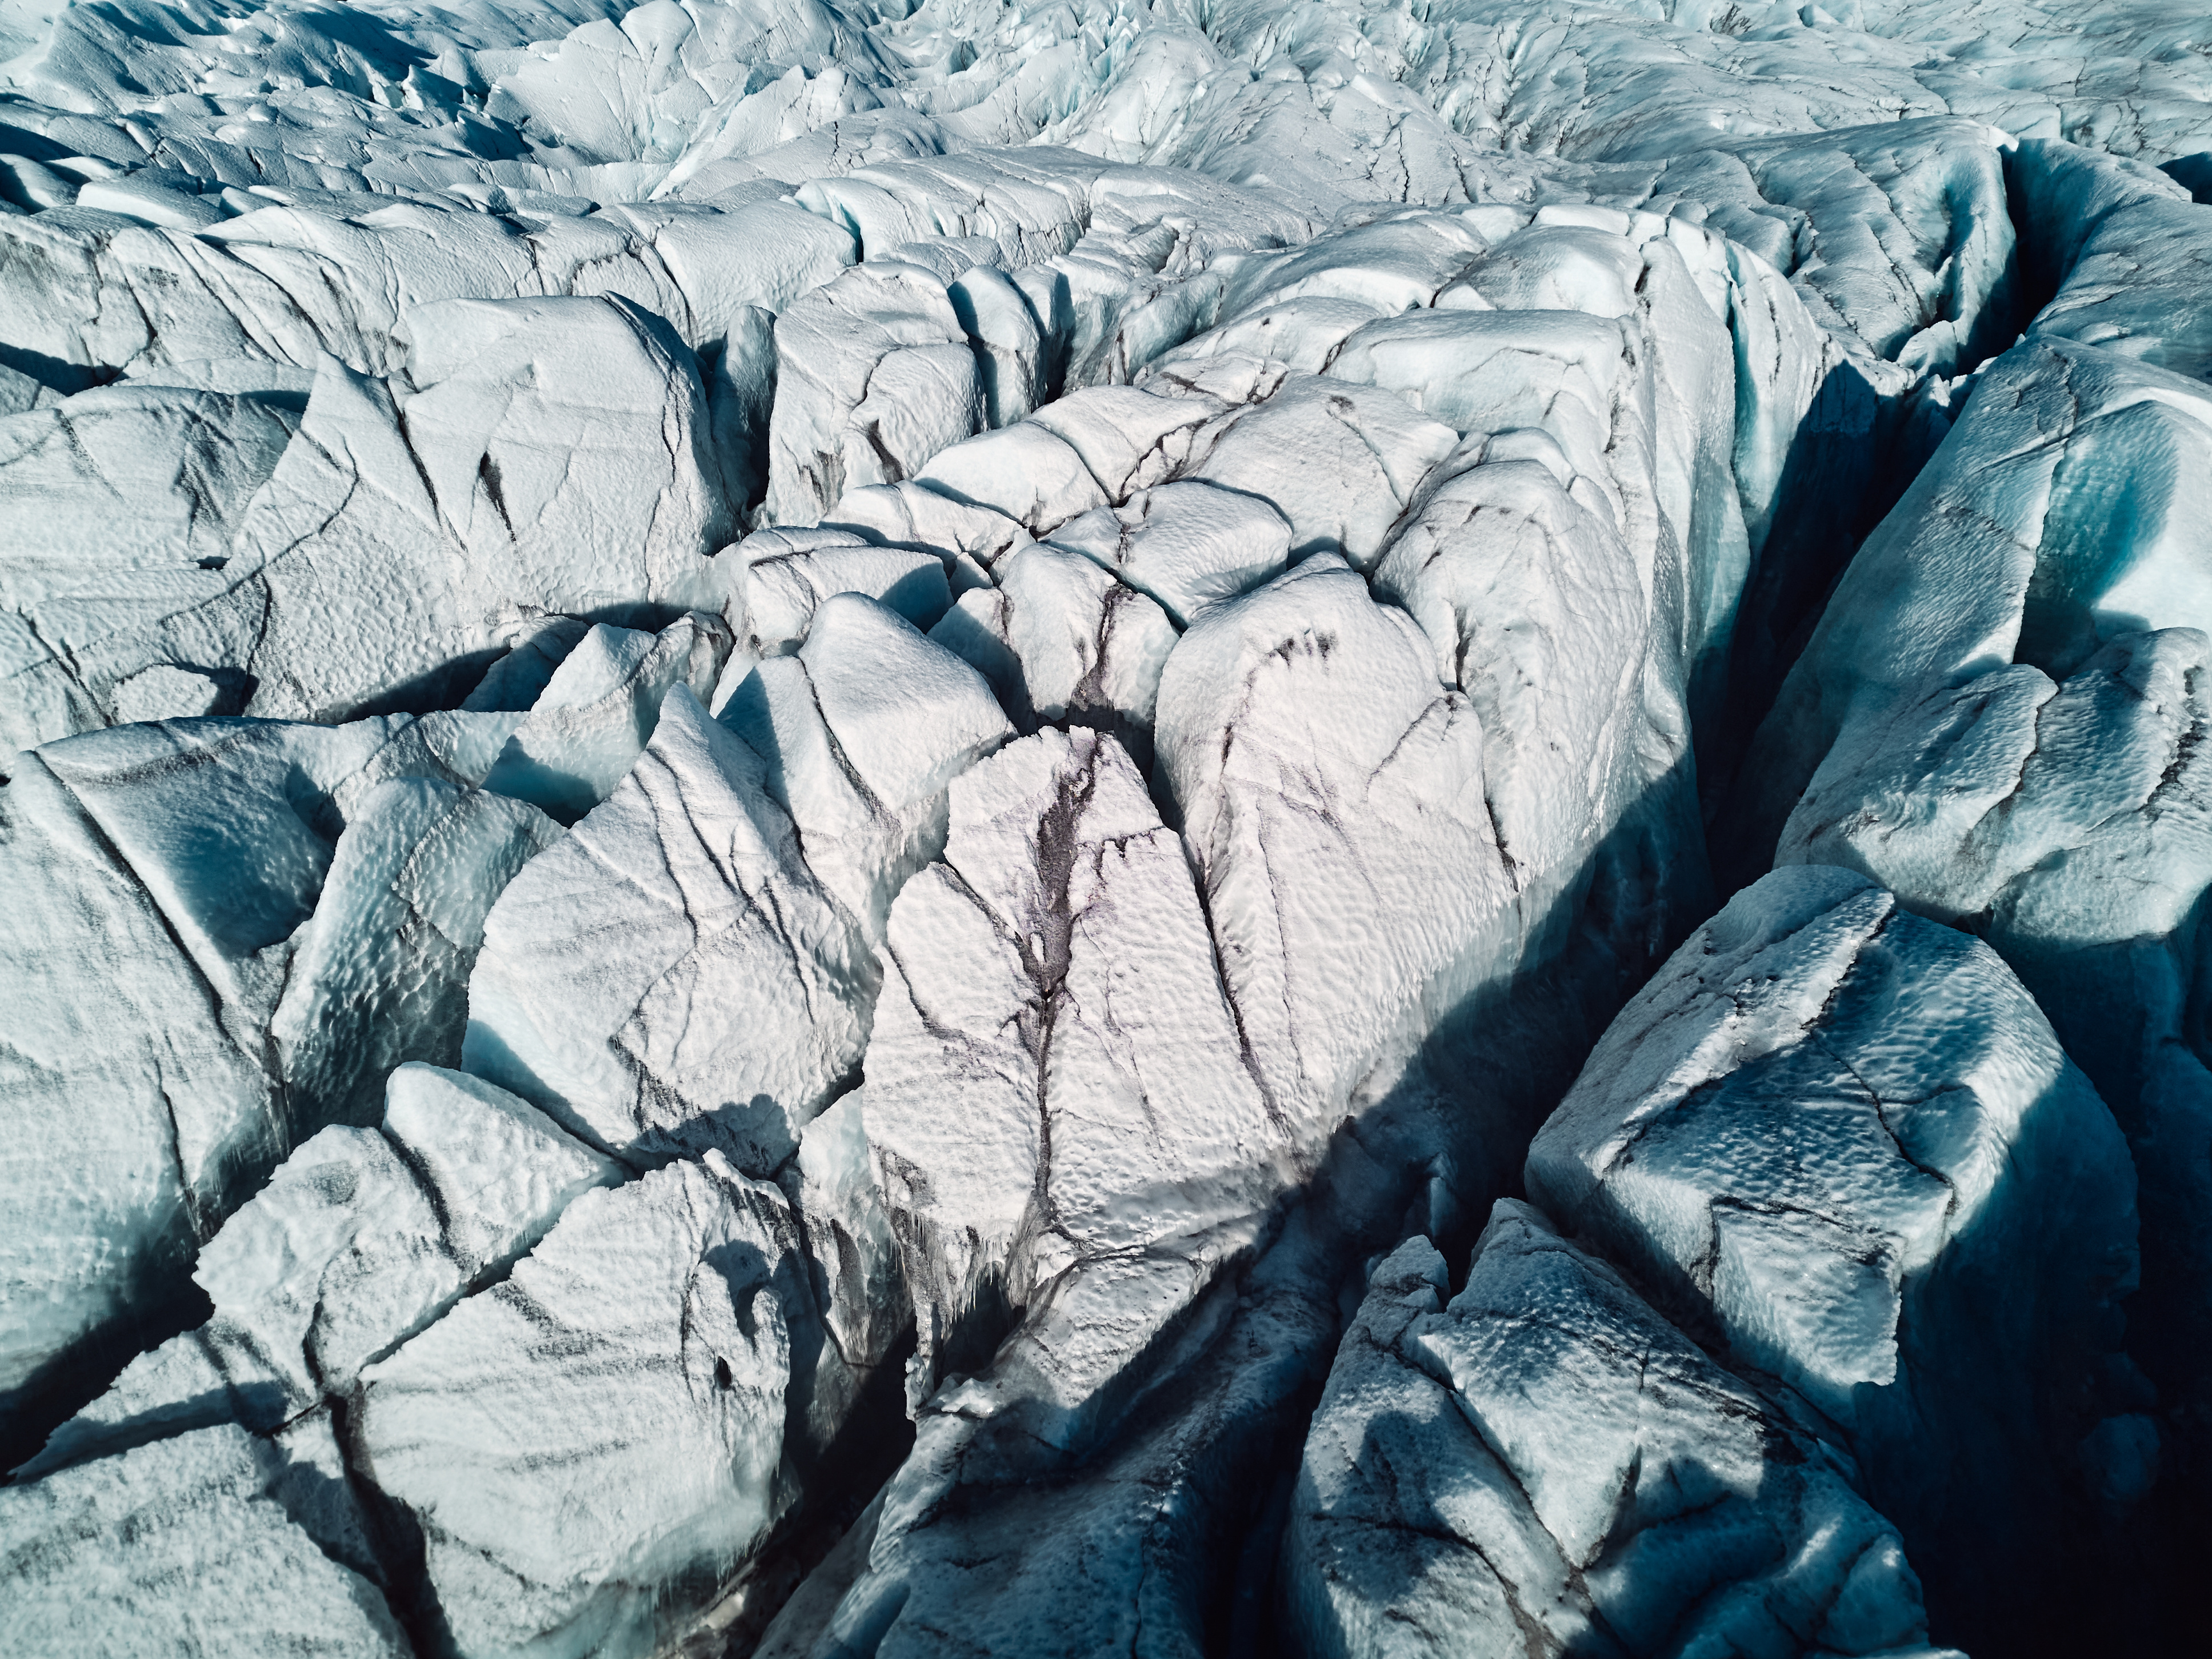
[[3, 0, 2207, 1648]]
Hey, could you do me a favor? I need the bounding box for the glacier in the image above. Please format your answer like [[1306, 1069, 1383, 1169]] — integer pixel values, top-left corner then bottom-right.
[[0, 0, 2206, 1653]]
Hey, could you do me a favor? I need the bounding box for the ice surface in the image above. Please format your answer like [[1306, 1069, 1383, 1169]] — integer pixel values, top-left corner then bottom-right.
[[466, 682, 876, 1171], [915, 418, 1112, 535], [1529, 866, 2142, 1647], [927, 540, 1176, 764], [865, 726, 1287, 1440], [723, 523, 953, 671], [1285, 1219, 1959, 1659], [1155, 551, 1506, 1130], [0, 1422, 409, 1656], [5, 0, 2209, 1646], [0, 710, 555, 1461], [269, 778, 563, 1128], [1044, 479, 1290, 627], [19, 1062, 619, 1477], [5, 297, 745, 746], [1743, 322, 2212, 1533], [719, 589, 1013, 941], [477, 609, 731, 819], [764, 257, 986, 526], [358, 1151, 837, 1659], [2009, 137, 2212, 381]]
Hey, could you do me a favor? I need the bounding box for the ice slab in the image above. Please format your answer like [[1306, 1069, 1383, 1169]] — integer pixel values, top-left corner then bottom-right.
[[1285, 1219, 1959, 1659], [478, 610, 731, 822], [0, 1422, 407, 1657], [717, 591, 1013, 944], [927, 540, 1175, 766], [865, 727, 1288, 1445], [1529, 865, 2141, 1648], [19, 1064, 619, 1477], [5, 296, 743, 746], [359, 1152, 831, 1659], [465, 685, 874, 1173], [0, 712, 542, 1460]]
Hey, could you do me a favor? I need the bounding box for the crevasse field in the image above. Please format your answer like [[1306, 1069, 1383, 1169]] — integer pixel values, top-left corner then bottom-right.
[[0, 0, 2206, 1653]]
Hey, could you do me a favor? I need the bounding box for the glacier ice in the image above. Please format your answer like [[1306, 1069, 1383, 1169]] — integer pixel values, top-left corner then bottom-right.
[[864, 725, 1287, 1436], [0, 1421, 410, 1656], [1528, 866, 2139, 1649], [475, 609, 731, 820], [3, 0, 2210, 1650], [19, 1061, 619, 1477], [1044, 480, 1291, 629], [928, 539, 1177, 765], [1738, 284, 2212, 1586], [1, 709, 566, 1457], [463, 682, 879, 1172], [1285, 1218, 1959, 1659], [357, 1152, 834, 1659]]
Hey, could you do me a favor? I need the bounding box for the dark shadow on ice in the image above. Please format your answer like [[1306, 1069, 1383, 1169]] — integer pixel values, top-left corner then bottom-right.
[[0, 1249, 213, 1479], [1522, 979, 2161, 1655], [354, 598, 715, 726], [1304, 1406, 1633, 1658], [701, 1325, 919, 1658], [337, 1390, 464, 1659], [1703, 358, 1962, 884], [1163, 727, 2159, 1650], [1922, 933, 2203, 1656], [22, 1376, 292, 1481], [0, 341, 115, 399], [348, 650, 515, 724], [1845, 1046, 2159, 1655], [2162, 152, 2212, 204], [1103, 747, 1717, 1653]]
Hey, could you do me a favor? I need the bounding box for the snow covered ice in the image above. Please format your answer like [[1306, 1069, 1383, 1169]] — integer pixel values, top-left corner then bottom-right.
[[1, 0, 2208, 1652]]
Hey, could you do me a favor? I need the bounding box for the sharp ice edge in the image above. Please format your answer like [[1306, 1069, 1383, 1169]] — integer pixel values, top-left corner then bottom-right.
[[0, 0, 2205, 1654]]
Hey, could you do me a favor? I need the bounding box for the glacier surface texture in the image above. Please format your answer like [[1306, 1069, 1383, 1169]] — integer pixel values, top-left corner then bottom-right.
[[0, 0, 2207, 1652]]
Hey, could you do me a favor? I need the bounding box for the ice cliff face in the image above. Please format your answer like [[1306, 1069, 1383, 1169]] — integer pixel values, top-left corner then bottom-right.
[[1, 1, 2206, 1654]]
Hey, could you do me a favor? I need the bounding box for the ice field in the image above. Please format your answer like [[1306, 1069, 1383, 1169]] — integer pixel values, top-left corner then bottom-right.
[[2, 0, 2209, 1652]]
